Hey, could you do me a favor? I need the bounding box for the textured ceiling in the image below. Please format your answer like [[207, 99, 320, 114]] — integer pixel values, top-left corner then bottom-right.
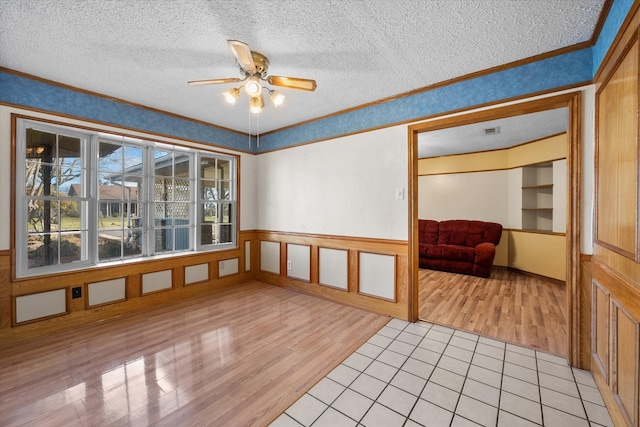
[[0, 0, 604, 135], [418, 108, 568, 158]]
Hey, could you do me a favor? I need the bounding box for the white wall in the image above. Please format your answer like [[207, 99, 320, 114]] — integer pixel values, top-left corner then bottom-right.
[[418, 170, 509, 224], [581, 85, 595, 254], [239, 153, 258, 230], [256, 126, 408, 240], [0, 106, 12, 250]]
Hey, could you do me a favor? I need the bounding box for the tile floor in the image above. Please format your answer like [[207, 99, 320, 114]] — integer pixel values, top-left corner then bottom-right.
[[270, 319, 613, 427]]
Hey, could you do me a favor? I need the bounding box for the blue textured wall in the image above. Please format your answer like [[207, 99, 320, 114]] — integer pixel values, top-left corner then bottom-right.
[[0, 0, 629, 154], [592, 0, 634, 76], [0, 71, 253, 152], [259, 48, 592, 151]]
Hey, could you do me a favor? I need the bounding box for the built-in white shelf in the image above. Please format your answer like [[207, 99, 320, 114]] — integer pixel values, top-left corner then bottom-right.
[[522, 162, 554, 232]]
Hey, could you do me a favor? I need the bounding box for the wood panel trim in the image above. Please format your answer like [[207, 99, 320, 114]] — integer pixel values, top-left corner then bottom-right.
[[183, 263, 210, 286], [592, 279, 611, 382], [356, 251, 398, 303], [593, 28, 639, 263], [284, 243, 311, 283], [591, 259, 640, 427], [592, 259, 640, 326], [12, 287, 69, 327], [507, 228, 566, 237], [139, 270, 175, 296], [317, 246, 349, 292], [593, 359, 634, 427], [85, 276, 129, 308], [593, 239, 637, 262], [566, 91, 582, 367], [579, 254, 593, 369], [611, 299, 639, 427], [254, 229, 407, 252], [310, 245, 319, 284], [256, 231, 409, 320]]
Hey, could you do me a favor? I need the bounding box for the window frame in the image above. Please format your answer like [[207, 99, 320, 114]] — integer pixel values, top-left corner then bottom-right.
[[15, 118, 238, 278]]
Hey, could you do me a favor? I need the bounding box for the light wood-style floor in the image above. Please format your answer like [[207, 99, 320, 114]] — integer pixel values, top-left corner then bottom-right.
[[0, 282, 389, 426], [418, 267, 567, 356]]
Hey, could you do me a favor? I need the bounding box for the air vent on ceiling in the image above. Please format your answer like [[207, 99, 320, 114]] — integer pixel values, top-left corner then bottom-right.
[[484, 127, 500, 135]]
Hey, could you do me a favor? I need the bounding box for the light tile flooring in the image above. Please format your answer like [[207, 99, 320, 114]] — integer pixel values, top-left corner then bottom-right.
[[271, 319, 613, 427]]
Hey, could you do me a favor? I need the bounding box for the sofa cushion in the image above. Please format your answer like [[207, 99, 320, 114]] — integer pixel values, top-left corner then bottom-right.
[[438, 220, 502, 247], [426, 244, 475, 263], [479, 222, 502, 246], [418, 219, 439, 245], [437, 220, 470, 246], [418, 243, 433, 257]]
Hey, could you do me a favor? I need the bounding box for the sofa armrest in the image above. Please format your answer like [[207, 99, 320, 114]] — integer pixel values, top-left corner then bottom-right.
[[474, 242, 496, 267]]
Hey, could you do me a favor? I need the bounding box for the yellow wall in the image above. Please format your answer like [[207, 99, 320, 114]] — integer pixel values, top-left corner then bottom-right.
[[494, 230, 509, 267], [507, 231, 566, 281], [418, 133, 566, 175], [508, 134, 566, 167], [493, 230, 565, 281]]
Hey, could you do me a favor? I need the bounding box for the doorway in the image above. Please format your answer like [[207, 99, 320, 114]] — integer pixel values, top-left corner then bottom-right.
[[408, 93, 582, 365]]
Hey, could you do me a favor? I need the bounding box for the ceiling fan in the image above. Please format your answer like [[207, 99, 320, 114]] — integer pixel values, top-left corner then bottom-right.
[[188, 40, 317, 113]]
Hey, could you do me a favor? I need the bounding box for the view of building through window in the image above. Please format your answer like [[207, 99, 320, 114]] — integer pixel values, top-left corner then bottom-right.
[[17, 119, 237, 277]]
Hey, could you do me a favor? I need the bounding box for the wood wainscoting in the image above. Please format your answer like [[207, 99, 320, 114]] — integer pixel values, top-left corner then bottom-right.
[[579, 253, 593, 370], [591, 4, 640, 426], [254, 230, 410, 320], [591, 258, 640, 427], [0, 232, 257, 347], [1, 230, 410, 347]]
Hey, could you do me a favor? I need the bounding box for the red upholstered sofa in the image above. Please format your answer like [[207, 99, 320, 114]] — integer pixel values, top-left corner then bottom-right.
[[418, 219, 503, 278]]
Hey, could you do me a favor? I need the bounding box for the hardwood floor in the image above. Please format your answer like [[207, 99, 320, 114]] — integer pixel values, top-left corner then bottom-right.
[[0, 282, 389, 426], [418, 267, 567, 356]]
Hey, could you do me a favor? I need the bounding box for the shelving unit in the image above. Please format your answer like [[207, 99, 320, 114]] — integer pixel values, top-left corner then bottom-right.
[[522, 162, 553, 231]]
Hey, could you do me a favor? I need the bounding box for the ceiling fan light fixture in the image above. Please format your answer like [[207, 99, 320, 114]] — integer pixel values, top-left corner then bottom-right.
[[222, 87, 240, 104], [269, 90, 285, 107], [249, 94, 264, 114], [188, 40, 316, 116], [244, 76, 262, 97]]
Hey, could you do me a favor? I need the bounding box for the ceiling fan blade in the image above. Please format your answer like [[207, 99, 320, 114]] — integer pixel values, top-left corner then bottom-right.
[[267, 76, 317, 91], [187, 78, 242, 86], [228, 40, 256, 73]]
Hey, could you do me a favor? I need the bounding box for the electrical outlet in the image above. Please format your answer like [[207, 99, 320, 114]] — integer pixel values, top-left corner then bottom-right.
[[71, 287, 82, 299], [287, 260, 292, 270]]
